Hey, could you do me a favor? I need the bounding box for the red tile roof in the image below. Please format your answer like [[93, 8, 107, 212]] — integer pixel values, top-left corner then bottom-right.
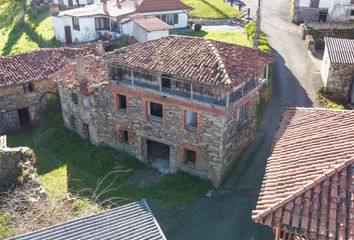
[[131, 16, 173, 32], [53, 55, 108, 96], [136, 0, 192, 12], [104, 36, 275, 90], [253, 108, 354, 240], [0, 45, 102, 88]]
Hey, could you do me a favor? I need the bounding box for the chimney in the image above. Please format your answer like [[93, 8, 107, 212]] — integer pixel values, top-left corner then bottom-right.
[[116, 0, 121, 8], [76, 55, 86, 83], [49, 3, 60, 15], [103, 0, 108, 13], [96, 40, 105, 55], [133, 0, 139, 8]]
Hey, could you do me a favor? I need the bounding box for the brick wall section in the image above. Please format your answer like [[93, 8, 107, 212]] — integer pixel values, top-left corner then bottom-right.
[[325, 63, 354, 102], [0, 79, 57, 134]]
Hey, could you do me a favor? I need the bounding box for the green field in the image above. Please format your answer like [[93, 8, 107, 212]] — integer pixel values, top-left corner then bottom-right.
[[181, 29, 252, 47], [182, 0, 241, 19], [0, 0, 57, 56], [7, 112, 212, 205]]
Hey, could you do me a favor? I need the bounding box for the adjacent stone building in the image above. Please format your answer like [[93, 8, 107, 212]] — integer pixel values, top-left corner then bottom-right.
[[321, 37, 354, 103], [55, 36, 275, 186], [0, 45, 102, 134], [291, 0, 329, 23]]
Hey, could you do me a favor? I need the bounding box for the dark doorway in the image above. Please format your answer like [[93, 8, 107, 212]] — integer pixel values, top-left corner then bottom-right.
[[146, 139, 170, 174], [319, 10, 328, 22], [17, 108, 31, 129], [68, 0, 73, 6], [64, 26, 72, 44]]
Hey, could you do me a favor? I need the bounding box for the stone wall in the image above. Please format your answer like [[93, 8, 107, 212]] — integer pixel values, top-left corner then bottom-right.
[[0, 142, 36, 186], [325, 63, 354, 102], [300, 22, 354, 49], [0, 79, 58, 134]]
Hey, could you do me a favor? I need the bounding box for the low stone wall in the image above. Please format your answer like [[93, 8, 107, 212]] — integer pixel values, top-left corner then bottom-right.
[[0, 138, 36, 186], [300, 22, 354, 50], [192, 18, 234, 26], [325, 63, 354, 102]]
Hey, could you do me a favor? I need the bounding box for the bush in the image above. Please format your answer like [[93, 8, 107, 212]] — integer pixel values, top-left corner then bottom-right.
[[194, 23, 202, 31], [244, 22, 271, 52]]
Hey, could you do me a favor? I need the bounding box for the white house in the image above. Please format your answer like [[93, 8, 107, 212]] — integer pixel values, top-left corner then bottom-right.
[[51, 0, 101, 7], [328, 0, 354, 21], [291, 0, 330, 23], [50, 0, 191, 44]]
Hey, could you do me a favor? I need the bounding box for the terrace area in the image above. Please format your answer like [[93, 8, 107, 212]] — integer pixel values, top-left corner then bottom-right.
[[108, 65, 268, 109]]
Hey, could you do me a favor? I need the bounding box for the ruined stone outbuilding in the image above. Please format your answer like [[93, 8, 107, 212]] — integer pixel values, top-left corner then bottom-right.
[[321, 37, 354, 103], [55, 36, 275, 186], [0, 45, 103, 134]]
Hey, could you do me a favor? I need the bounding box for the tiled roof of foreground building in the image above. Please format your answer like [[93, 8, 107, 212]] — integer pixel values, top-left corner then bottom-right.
[[252, 108, 354, 240], [11, 200, 166, 240], [0, 45, 102, 88], [53, 55, 107, 96], [104, 36, 275, 90]]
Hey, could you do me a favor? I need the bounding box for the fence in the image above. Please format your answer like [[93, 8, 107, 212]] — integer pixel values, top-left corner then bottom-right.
[[0, 135, 7, 148]]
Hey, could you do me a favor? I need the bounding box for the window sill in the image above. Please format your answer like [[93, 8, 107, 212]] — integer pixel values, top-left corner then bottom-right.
[[148, 116, 163, 123], [186, 126, 197, 132], [117, 109, 127, 115], [185, 162, 196, 168]]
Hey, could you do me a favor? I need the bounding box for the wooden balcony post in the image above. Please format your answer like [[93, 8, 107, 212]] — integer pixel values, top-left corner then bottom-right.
[[226, 90, 230, 109], [131, 70, 134, 85], [266, 65, 269, 85], [191, 83, 194, 99]]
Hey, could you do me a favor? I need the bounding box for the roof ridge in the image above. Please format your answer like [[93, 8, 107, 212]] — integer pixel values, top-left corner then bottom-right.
[[286, 107, 354, 112], [253, 156, 354, 222], [205, 39, 232, 85]]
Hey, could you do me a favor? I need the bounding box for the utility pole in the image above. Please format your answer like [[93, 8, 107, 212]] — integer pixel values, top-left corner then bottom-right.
[[253, 0, 261, 49]]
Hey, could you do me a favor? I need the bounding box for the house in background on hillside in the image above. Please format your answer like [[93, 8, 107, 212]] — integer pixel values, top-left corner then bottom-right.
[[328, 0, 354, 21], [0, 45, 102, 134], [321, 37, 354, 103], [50, 0, 191, 44], [291, 0, 329, 23], [54, 36, 275, 186]]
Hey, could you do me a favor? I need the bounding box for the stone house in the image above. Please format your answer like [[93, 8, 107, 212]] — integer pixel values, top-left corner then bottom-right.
[[52, 0, 102, 8], [321, 37, 354, 103], [253, 108, 354, 240], [55, 36, 275, 186], [50, 0, 190, 44], [291, 0, 329, 23], [0, 45, 102, 134], [328, 0, 354, 21]]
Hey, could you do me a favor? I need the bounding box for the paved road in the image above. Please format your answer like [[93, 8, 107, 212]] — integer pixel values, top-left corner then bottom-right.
[[167, 0, 322, 239]]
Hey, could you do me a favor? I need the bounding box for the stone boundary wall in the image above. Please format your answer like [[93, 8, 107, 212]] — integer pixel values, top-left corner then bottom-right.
[[300, 22, 354, 50], [191, 18, 234, 25], [0, 136, 36, 186]]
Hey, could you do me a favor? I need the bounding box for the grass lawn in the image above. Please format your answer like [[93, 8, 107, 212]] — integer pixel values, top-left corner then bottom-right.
[[7, 111, 212, 206], [0, 0, 57, 56], [182, 0, 241, 19], [181, 29, 252, 47]]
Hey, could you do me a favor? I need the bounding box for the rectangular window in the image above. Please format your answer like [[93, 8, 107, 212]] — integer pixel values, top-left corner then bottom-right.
[[174, 13, 179, 24], [351, 10, 354, 16], [351, 0, 354, 4], [149, 102, 163, 119], [161, 75, 171, 88], [117, 94, 127, 112], [119, 130, 129, 144], [72, 17, 80, 31], [69, 115, 76, 129], [309, 0, 319, 8], [185, 111, 197, 130], [185, 149, 196, 166], [23, 83, 34, 93], [166, 14, 174, 24], [95, 17, 110, 30], [237, 104, 248, 122]]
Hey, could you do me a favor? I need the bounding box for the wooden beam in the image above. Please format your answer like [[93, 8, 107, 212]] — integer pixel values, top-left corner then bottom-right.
[[131, 70, 134, 85], [226, 90, 230, 109], [266, 65, 269, 84], [191, 83, 194, 99]]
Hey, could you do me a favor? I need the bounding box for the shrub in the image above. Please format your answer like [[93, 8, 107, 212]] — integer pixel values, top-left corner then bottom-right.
[[194, 23, 202, 31], [258, 44, 271, 53], [244, 22, 271, 52]]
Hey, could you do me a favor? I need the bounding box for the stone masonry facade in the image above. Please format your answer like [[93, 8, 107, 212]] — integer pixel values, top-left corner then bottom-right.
[[325, 63, 354, 102], [59, 78, 263, 186], [0, 79, 58, 134]]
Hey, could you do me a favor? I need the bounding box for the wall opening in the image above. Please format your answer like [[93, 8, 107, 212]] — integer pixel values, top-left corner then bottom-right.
[[17, 108, 31, 129], [146, 139, 170, 174]]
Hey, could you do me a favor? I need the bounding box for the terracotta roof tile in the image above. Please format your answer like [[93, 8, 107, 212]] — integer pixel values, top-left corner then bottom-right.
[[131, 16, 173, 32], [104, 36, 275, 89], [136, 0, 192, 12], [0, 44, 102, 88], [53, 55, 108, 96], [253, 108, 354, 239]]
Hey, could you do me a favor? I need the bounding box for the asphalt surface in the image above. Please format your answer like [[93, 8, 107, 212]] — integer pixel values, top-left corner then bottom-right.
[[167, 0, 322, 239]]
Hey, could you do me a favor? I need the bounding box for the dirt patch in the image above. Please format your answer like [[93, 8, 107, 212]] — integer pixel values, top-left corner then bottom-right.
[[125, 168, 164, 188]]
